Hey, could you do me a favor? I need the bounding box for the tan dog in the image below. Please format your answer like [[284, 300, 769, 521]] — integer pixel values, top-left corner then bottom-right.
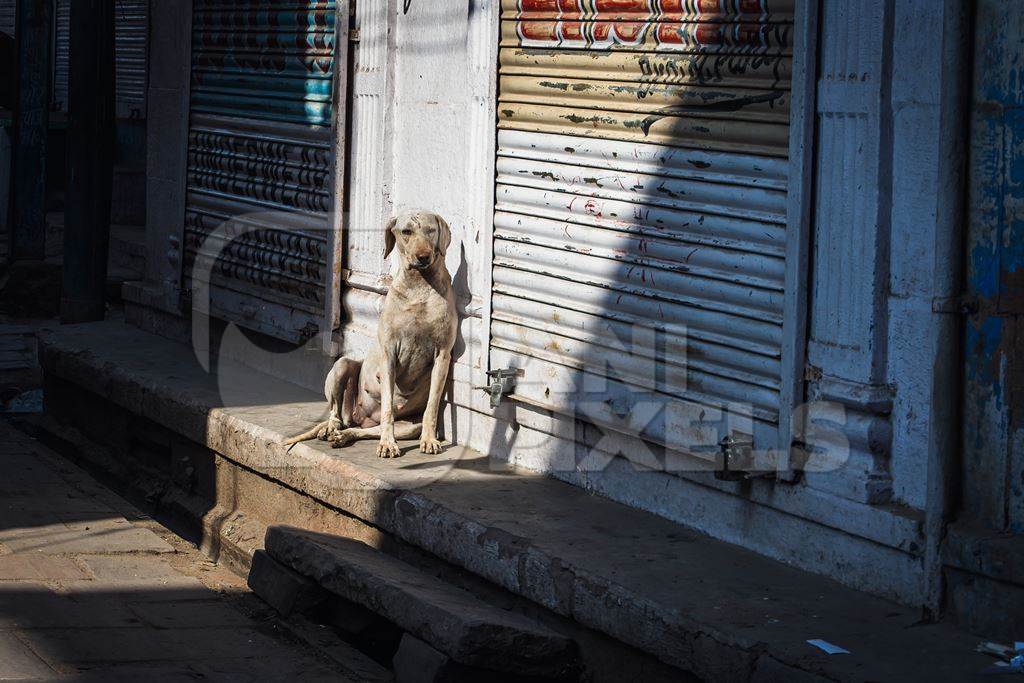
[[284, 210, 457, 458]]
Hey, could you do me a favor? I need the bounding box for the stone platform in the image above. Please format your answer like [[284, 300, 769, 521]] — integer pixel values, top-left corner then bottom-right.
[[36, 320, 998, 682]]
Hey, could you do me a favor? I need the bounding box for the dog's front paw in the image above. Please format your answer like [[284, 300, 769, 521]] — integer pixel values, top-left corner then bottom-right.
[[317, 419, 342, 441], [377, 439, 402, 459], [419, 438, 444, 455]]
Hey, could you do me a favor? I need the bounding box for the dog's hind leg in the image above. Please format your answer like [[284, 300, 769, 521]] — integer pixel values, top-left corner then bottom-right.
[[329, 421, 421, 457], [340, 358, 361, 428], [283, 357, 363, 447], [324, 357, 362, 434]]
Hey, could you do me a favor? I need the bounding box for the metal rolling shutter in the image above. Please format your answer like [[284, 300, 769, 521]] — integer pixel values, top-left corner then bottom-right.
[[53, 0, 69, 112], [183, 0, 339, 343], [491, 0, 793, 457], [52, 0, 148, 116], [0, 0, 13, 38], [114, 0, 148, 118]]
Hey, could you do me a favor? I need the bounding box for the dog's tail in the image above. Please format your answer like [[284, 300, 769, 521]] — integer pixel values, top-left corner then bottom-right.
[[282, 421, 330, 447]]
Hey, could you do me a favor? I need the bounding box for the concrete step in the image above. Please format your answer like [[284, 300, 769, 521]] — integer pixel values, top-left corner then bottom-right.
[[264, 526, 579, 680], [36, 320, 1000, 683]]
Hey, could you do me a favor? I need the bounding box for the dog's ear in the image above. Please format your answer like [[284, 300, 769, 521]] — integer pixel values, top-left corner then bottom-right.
[[383, 216, 398, 259], [436, 216, 452, 256]]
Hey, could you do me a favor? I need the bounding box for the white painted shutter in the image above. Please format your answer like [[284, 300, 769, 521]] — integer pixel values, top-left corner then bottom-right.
[[490, 0, 794, 458]]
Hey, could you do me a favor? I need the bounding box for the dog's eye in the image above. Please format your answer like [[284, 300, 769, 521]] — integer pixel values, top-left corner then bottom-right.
[[401, 229, 413, 236]]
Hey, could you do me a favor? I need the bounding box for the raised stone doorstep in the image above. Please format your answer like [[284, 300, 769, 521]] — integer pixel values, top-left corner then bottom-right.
[[37, 321, 992, 682], [263, 526, 579, 679]]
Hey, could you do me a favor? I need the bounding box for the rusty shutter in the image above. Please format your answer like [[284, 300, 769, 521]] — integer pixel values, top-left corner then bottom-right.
[[52, 0, 148, 116], [490, 0, 793, 459], [183, 0, 342, 344]]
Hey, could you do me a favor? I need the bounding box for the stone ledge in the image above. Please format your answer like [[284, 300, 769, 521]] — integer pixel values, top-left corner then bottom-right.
[[266, 526, 578, 678], [38, 321, 994, 682]]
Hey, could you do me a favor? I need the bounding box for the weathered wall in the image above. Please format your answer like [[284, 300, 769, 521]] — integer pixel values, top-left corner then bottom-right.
[[339, 0, 967, 607], [128, 0, 969, 609]]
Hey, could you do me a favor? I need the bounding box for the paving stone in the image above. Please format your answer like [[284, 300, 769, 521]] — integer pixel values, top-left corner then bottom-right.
[[72, 669, 251, 683], [2, 492, 114, 516], [0, 525, 174, 555], [0, 422, 353, 679], [393, 634, 451, 683], [127, 599, 254, 629], [0, 585, 141, 629], [78, 554, 189, 582], [0, 630, 57, 680], [23, 627, 302, 665], [0, 554, 90, 581], [266, 526, 578, 678], [280, 614, 395, 683], [60, 512, 137, 532], [0, 510, 67, 540], [247, 549, 327, 617]]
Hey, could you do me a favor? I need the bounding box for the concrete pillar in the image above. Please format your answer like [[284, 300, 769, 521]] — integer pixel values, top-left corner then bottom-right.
[[61, 0, 115, 323]]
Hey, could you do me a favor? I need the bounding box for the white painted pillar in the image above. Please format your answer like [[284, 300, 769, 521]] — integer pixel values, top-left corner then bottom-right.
[[804, 0, 896, 505]]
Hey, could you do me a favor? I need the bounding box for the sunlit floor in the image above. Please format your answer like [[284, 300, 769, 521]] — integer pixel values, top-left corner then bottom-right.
[[0, 420, 352, 681]]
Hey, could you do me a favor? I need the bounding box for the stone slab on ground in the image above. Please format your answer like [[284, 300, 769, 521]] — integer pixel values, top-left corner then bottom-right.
[[0, 419, 386, 682], [0, 555, 90, 581], [247, 548, 328, 616], [266, 525, 578, 678], [0, 631, 56, 680], [38, 320, 1000, 682]]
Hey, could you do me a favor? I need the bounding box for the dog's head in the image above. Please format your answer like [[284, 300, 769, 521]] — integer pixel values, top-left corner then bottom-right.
[[383, 210, 452, 271]]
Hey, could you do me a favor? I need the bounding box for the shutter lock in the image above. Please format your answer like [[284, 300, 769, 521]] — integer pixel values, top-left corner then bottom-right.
[[714, 433, 754, 482], [477, 368, 522, 409]]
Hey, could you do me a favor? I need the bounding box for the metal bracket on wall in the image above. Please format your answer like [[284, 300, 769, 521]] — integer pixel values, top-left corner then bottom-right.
[[476, 368, 523, 409], [349, 28, 360, 43]]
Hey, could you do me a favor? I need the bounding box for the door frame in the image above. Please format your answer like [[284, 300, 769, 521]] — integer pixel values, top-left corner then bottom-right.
[[323, 0, 352, 356], [778, 0, 820, 462]]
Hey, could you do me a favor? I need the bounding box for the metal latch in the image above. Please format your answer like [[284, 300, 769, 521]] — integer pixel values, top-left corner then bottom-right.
[[349, 28, 360, 42], [714, 434, 753, 482], [476, 368, 522, 409]]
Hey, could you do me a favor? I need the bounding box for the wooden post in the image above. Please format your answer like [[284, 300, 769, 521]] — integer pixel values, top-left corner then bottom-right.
[[61, 0, 115, 323], [9, 0, 52, 260]]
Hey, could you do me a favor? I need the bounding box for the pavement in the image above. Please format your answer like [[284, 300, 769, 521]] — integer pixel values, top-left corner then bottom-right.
[[0, 419, 363, 682]]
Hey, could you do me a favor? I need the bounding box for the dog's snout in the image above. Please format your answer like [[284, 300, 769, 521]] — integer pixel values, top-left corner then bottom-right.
[[415, 253, 432, 267]]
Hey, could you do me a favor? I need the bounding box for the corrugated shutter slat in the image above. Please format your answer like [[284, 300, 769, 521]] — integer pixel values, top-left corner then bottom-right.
[[182, 1, 338, 343], [490, 0, 793, 456]]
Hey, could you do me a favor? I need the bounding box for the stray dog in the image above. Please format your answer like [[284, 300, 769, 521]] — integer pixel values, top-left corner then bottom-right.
[[285, 210, 457, 458]]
